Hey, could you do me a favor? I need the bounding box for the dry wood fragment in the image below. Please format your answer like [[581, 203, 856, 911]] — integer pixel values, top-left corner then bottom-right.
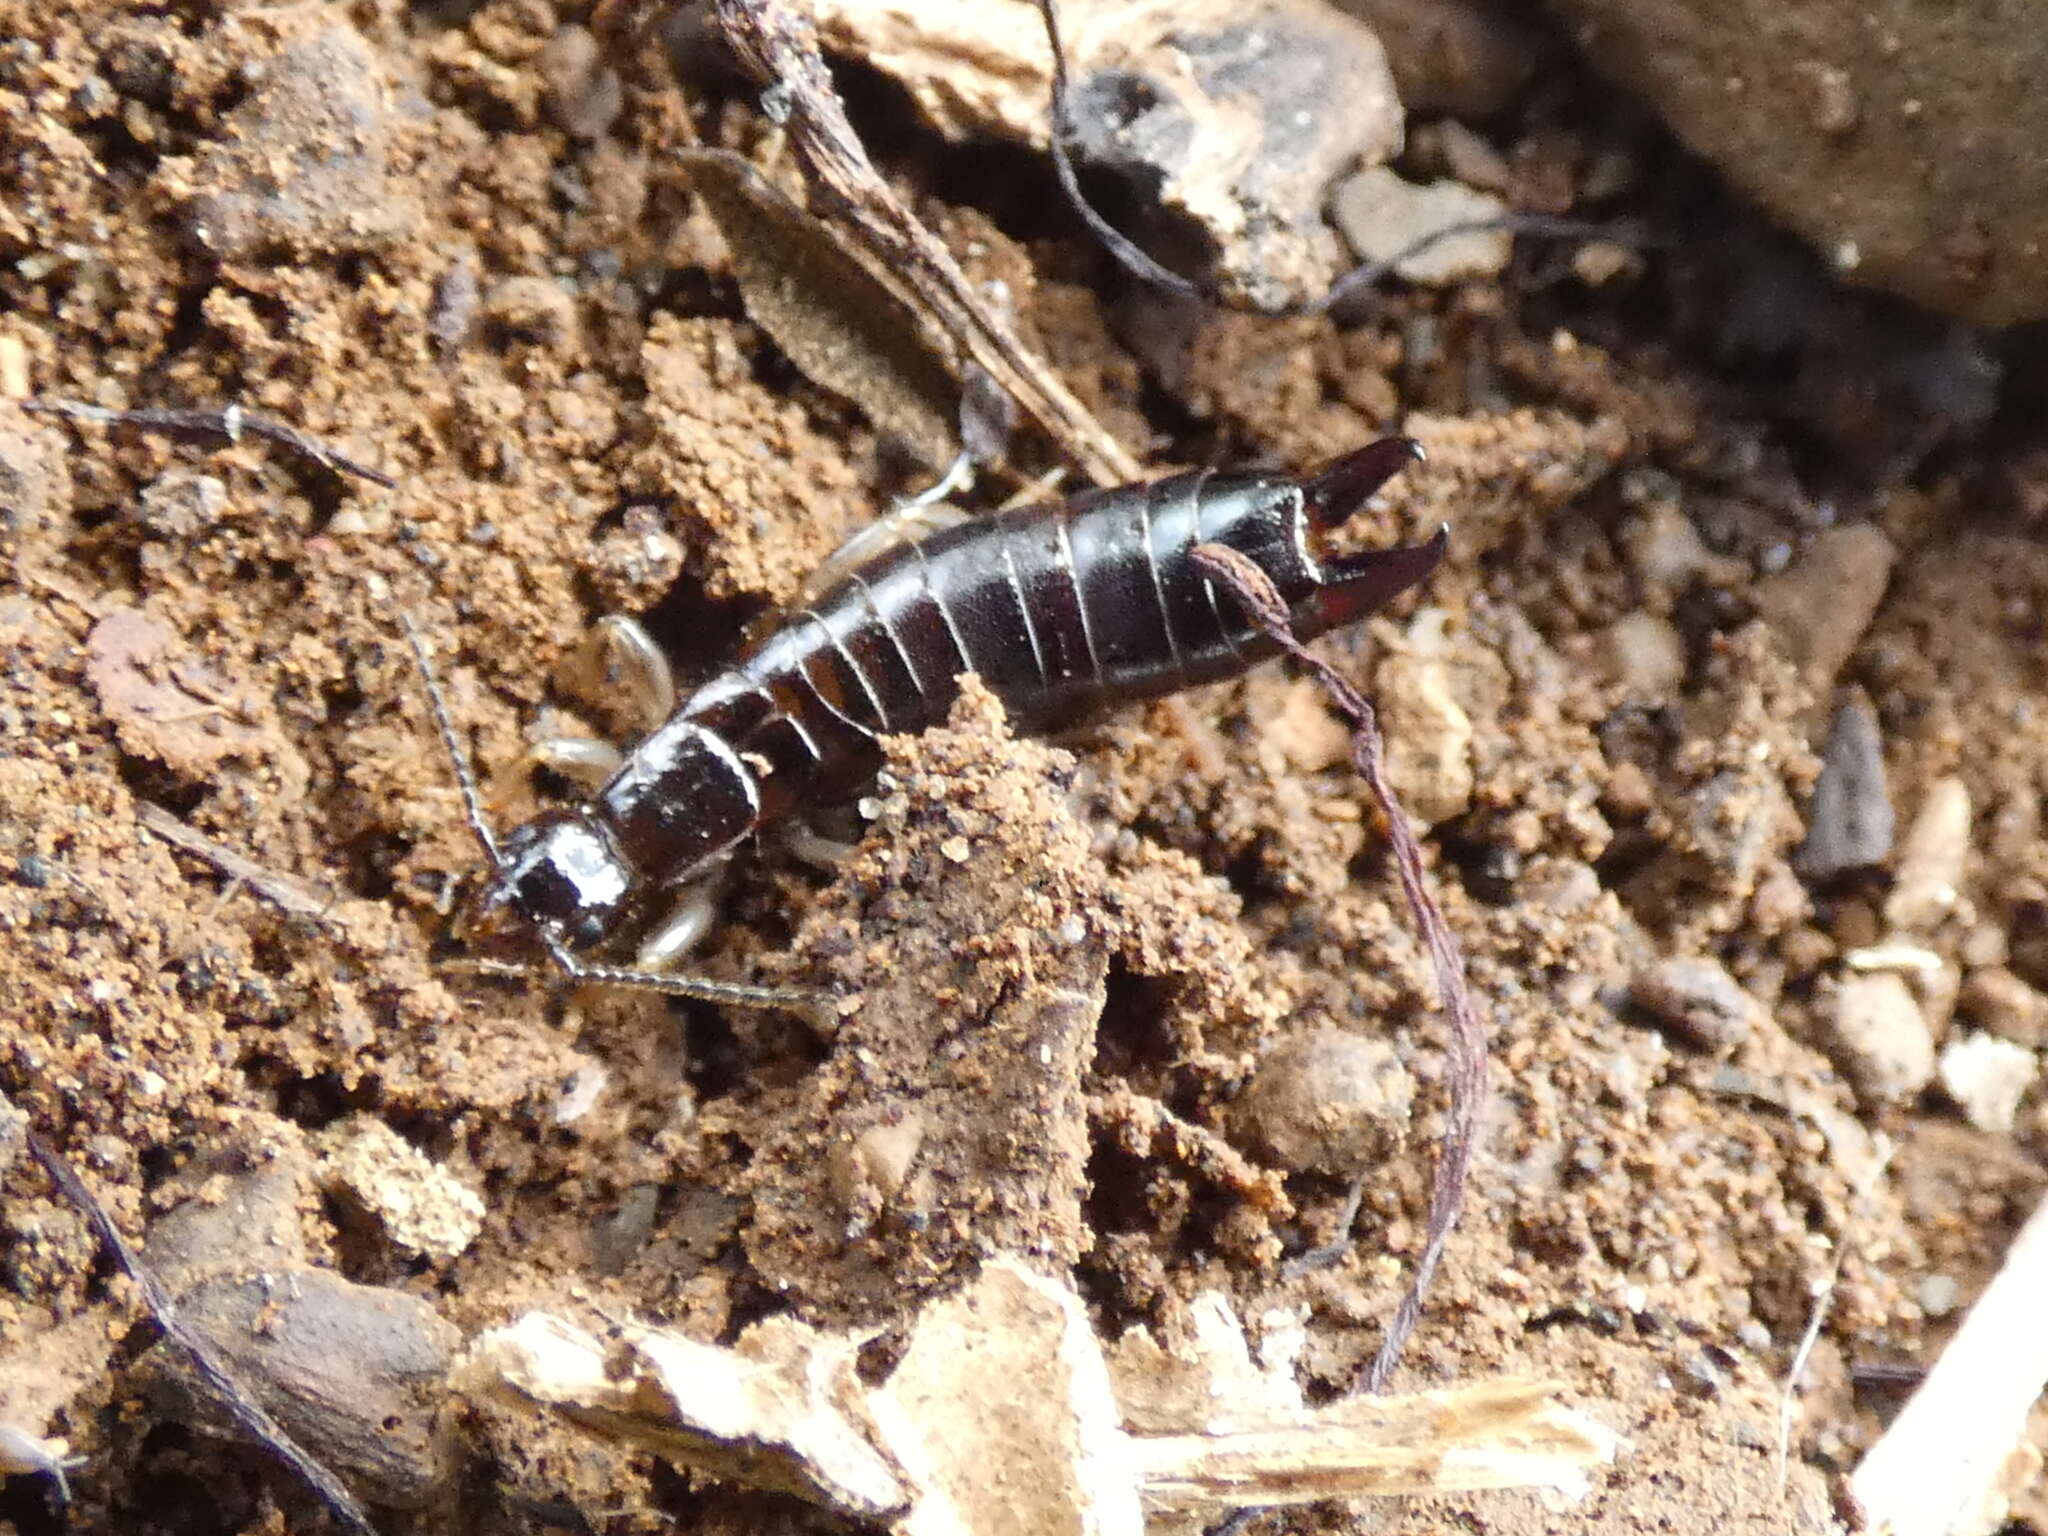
[[459, 1258, 1619, 1536], [710, 0, 1140, 485], [1850, 1191, 2048, 1536]]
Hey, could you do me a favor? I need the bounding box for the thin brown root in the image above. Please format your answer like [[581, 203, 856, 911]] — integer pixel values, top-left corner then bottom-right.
[[23, 1132, 380, 1536], [1188, 541, 1486, 1393]]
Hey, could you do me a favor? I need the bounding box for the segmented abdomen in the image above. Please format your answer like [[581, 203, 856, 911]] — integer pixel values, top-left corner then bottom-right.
[[682, 469, 1291, 814]]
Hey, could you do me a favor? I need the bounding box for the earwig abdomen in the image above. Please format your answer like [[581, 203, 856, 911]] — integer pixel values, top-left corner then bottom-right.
[[487, 439, 1443, 959]]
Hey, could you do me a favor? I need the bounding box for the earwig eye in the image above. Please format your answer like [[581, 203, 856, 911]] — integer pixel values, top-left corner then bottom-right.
[[1302, 437, 1424, 528]]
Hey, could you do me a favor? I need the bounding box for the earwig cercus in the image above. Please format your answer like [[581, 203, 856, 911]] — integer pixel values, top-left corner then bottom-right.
[[412, 437, 1446, 1010]]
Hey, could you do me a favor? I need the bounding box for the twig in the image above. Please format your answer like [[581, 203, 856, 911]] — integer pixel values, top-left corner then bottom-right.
[[1031, 0, 1626, 318], [709, 0, 1140, 486], [23, 398, 395, 488], [137, 803, 343, 924], [23, 1133, 380, 1536], [1187, 542, 1486, 1393]]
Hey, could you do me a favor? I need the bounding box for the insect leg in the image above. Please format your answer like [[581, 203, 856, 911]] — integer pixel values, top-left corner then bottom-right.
[[632, 879, 723, 969], [528, 735, 624, 788], [779, 819, 858, 871], [558, 614, 675, 734]]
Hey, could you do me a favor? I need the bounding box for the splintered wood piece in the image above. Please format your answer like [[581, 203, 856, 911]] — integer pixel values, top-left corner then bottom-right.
[[460, 1261, 1621, 1536], [1850, 1191, 2048, 1536], [711, 0, 1140, 485]]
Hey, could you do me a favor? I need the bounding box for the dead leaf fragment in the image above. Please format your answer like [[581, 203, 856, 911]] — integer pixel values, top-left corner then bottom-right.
[[679, 148, 959, 470], [85, 609, 260, 774]]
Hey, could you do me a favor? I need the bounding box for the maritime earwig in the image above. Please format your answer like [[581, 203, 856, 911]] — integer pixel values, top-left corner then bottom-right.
[[420, 437, 1446, 1009]]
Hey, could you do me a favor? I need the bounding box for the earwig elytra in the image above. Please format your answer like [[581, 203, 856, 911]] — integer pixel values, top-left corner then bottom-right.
[[415, 438, 1446, 1011]]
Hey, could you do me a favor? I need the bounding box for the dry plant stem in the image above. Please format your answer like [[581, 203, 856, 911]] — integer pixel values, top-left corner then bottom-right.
[[1188, 541, 1485, 1394], [24, 398, 395, 487], [1849, 1188, 2048, 1536], [23, 1133, 380, 1536], [138, 803, 342, 923], [1031, 0, 1618, 317], [710, 0, 1140, 485]]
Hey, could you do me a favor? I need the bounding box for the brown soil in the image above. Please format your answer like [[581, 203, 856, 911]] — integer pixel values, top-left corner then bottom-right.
[[2, 4, 2044, 1536]]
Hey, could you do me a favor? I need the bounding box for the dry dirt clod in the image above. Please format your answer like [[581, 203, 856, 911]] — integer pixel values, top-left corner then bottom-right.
[[1824, 970, 1935, 1108], [176, 24, 419, 259], [1630, 954, 1765, 1055], [315, 1116, 485, 1263], [746, 680, 1108, 1325], [1233, 1027, 1413, 1176], [84, 608, 265, 777], [1936, 1033, 2040, 1136]]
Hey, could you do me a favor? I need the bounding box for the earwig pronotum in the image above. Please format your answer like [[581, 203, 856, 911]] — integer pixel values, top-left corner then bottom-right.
[[409, 437, 1447, 1011]]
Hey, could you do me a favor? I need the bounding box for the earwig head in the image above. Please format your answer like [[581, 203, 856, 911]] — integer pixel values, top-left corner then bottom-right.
[[480, 809, 633, 953], [1297, 438, 1447, 633]]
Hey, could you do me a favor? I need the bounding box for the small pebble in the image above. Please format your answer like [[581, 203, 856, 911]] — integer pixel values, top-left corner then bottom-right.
[[318, 1116, 484, 1261], [1915, 1273, 1961, 1318], [1753, 525, 1896, 696], [1937, 1031, 2039, 1134], [587, 1184, 660, 1275], [1375, 643, 1474, 825], [1331, 167, 1510, 286], [1234, 1028, 1413, 1175], [428, 251, 480, 348], [1884, 776, 1971, 932], [1594, 612, 1686, 699], [539, 26, 623, 141], [1957, 967, 2048, 1049], [1795, 690, 1893, 879], [1631, 954, 1764, 1054], [1826, 971, 1934, 1106]]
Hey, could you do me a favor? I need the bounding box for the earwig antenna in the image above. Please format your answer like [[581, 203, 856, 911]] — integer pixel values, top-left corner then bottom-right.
[[540, 938, 828, 1019], [383, 590, 504, 870]]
